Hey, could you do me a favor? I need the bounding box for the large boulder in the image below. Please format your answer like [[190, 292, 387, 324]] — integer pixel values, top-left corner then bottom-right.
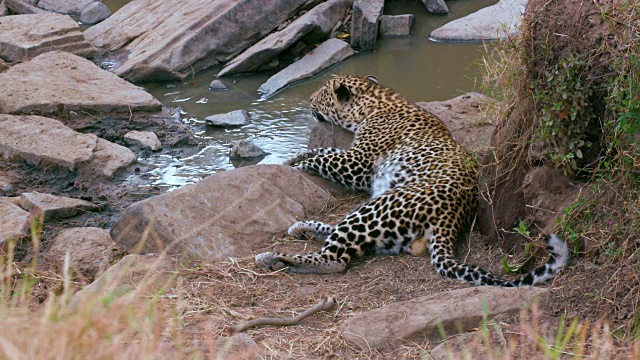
[[83, 0, 318, 82], [37, 0, 94, 15], [350, 0, 384, 51], [0, 115, 136, 177], [110, 165, 332, 261], [0, 51, 161, 121], [0, 14, 98, 62], [4, 0, 48, 14], [217, 0, 352, 76], [430, 0, 527, 42], [258, 38, 354, 99], [342, 287, 548, 351]]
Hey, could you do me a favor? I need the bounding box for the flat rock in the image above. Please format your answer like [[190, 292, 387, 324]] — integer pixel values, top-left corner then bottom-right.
[[4, 0, 48, 14], [215, 333, 261, 359], [205, 109, 249, 127], [83, 0, 314, 82], [19, 192, 98, 221], [110, 165, 332, 261], [37, 0, 94, 14], [380, 14, 414, 37], [0, 114, 96, 171], [209, 79, 228, 91], [47, 227, 120, 279], [309, 93, 496, 157], [70, 253, 177, 309], [417, 92, 496, 156], [422, 0, 449, 15], [217, 0, 352, 76], [230, 140, 268, 158], [430, 0, 527, 42], [258, 38, 354, 99], [0, 51, 161, 119], [80, 1, 111, 24], [124, 130, 162, 151], [84, 138, 137, 178], [350, 0, 384, 51], [0, 202, 30, 248], [430, 329, 508, 360], [0, 14, 98, 62], [342, 287, 549, 351]]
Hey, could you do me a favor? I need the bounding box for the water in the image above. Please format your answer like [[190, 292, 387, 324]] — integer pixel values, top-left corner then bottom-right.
[[102, 0, 495, 188]]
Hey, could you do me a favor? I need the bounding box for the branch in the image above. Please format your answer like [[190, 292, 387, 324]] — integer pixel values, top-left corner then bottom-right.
[[232, 297, 336, 332]]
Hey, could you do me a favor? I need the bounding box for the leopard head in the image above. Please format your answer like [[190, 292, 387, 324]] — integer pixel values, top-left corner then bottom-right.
[[309, 75, 395, 132]]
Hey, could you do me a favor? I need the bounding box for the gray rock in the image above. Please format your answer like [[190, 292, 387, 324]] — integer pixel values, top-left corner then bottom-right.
[[0, 202, 30, 247], [430, 0, 527, 42], [342, 287, 549, 351], [422, 0, 449, 15], [0, 51, 161, 120], [258, 38, 354, 99], [209, 79, 228, 91], [83, 0, 315, 82], [85, 138, 137, 179], [19, 192, 98, 221], [290, 41, 307, 56], [0, 0, 9, 16], [0, 114, 97, 171], [215, 333, 260, 359], [350, 0, 383, 51], [0, 14, 98, 62], [205, 110, 249, 127], [379, 14, 414, 37], [230, 140, 268, 158], [124, 130, 162, 151], [80, 1, 111, 24], [70, 254, 177, 309], [4, 0, 48, 14], [46, 227, 120, 279], [307, 121, 354, 150], [37, 0, 94, 14], [109, 165, 332, 261], [217, 0, 352, 77]]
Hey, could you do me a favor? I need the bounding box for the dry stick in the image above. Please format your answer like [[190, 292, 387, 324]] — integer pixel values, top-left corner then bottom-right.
[[233, 297, 336, 332]]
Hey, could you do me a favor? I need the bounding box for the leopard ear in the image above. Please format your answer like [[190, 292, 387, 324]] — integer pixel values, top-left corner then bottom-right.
[[332, 81, 351, 102], [365, 75, 379, 84]]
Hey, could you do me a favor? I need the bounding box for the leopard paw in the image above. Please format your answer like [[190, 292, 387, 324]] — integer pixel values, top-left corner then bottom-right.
[[255, 252, 287, 271], [283, 150, 312, 166], [288, 221, 330, 242]]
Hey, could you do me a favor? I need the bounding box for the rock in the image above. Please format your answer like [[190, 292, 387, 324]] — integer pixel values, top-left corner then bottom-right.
[[37, 0, 94, 14], [80, 1, 111, 24], [0, 196, 21, 206], [342, 287, 548, 351], [0, 0, 9, 16], [430, 330, 507, 360], [0, 202, 30, 249], [430, 0, 527, 42], [109, 165, 332, 261], [70, 254, 177, 309], [215, 333, 261, 360], [0, 14, 98, 62], [124, 130, 162, 151], [0, 114, 96, 171], [417, 92, 496, 157], [217, 0, 353, 76], [422, 0, 449, 15], [230, 140, 268, 158], [308, 93, 495, 157], [209, 79, 228, 91], [307, 120, 354, 150], [350, 0, 383, 51], [205, 110, 249, 127], [290, 41, 307, 56], [83, 138, 137, 179], [0, 51, 161, 120], [83, 0, 315, 82], [4, 0, 48, 14], [258, 38, 354, 99], [379, 14, 414, 37], [46, 227, 120, 279], [19, 192, 98, 221]]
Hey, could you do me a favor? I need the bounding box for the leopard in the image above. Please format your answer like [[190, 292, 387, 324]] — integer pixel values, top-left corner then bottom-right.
[[255, 75, 569, 287]]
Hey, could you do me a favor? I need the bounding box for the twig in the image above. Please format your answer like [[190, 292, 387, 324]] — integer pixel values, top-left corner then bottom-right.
[[232, 297, 336, 332]]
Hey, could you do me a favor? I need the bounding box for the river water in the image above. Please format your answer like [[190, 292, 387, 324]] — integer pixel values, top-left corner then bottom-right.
[[100, 0, 495, 188]]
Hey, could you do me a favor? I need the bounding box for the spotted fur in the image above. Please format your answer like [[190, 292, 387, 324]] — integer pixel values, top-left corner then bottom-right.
[[255, 75, 569, 286]]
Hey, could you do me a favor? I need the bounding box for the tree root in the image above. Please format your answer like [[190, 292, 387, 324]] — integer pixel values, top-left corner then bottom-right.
[[232, 297, 336, 332]]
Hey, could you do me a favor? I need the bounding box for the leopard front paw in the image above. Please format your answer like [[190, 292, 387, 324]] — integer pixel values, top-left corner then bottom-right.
[[283, 150, 311, 166], [255, 252, 288, 271]]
